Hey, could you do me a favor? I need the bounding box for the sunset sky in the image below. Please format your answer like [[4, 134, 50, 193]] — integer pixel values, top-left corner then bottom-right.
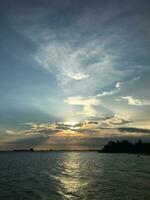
[[0, 0, 150, 150]]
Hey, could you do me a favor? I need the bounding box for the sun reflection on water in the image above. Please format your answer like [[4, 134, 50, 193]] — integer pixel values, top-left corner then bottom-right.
[[56, 153, 89, 199]]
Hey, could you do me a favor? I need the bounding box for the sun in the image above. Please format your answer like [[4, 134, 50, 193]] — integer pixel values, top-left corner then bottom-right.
[[64, 121, 79, 126]]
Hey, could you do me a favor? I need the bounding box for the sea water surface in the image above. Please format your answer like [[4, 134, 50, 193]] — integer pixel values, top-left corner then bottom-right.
[[0, 152, 149, 200]]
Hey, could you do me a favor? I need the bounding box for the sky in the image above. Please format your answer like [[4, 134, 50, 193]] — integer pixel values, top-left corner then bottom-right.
[[0, 0, 150, 150]]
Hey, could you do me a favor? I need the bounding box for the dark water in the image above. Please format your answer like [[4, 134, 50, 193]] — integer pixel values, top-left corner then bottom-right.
[[0, 152, 149, 200]]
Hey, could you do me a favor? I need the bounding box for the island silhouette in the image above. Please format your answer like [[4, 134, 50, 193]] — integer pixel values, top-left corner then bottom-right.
[[99, 140, 150, 154]]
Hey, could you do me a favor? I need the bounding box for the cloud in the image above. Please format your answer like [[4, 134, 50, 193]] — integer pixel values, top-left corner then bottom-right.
[[64, 81, 122, 117], [2, 119, 150, 150], [96, 81, 122, 97], [5, 120, 150, 140], [118, 127, 150, 134], [120, 96, 150, 106], [96, 112, 131, 128], [105, 116, 130, 126], [65, 71, 89, 81], [5, 130, 17, 135], [34, 42, 91, 84], [33, 34, 135, 90], [96, 77, 140, 98], [62, 76, 144, 122], [64, 96, 100, 117], [10, 4, 145, 101]]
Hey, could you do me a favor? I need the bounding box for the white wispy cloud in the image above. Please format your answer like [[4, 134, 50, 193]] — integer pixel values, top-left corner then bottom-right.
[[120, 96, 150, 106], [5, 130, 17, 135], [34, 41, 91, 84], [96, 77, 140, 98], [10, 8, 142, 98], [65, 71, 89, 80], [33, 37, 131, 90], [96, 81, 122, 97]]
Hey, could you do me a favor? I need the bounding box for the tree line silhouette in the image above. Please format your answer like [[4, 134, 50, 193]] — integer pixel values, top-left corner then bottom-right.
[[100, 140, 150, 154]]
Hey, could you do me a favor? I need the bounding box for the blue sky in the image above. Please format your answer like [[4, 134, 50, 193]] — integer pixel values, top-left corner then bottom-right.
[[0, 0, 150, 149]]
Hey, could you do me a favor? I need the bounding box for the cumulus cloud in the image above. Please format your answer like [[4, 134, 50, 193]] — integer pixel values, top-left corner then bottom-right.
[[4, 120, 150, 140], [64, 96, 100, 117], [2, 118, 150, 150], [95, 112, 131, 128], [64, 81, 123, 118], [120, 96, 150, 106], [60, 75, 145, 125], [105, 115, 130, 126]]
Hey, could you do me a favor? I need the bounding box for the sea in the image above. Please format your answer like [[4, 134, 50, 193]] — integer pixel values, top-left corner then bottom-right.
[[0, 152, 149, 200]]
